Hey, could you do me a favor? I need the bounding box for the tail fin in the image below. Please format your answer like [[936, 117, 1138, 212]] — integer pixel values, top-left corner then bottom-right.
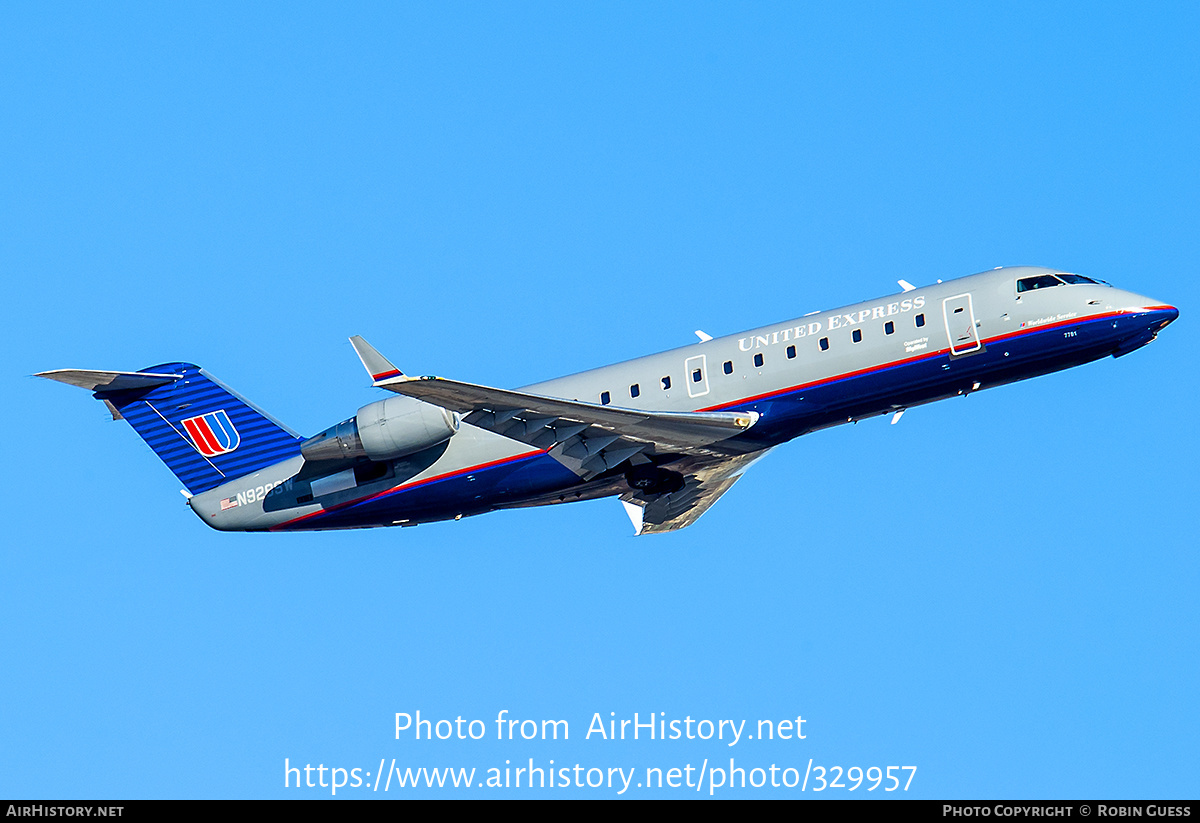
[[38, 363, 303, 494]]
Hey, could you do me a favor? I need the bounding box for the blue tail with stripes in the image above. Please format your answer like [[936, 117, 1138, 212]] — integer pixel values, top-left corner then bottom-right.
[[93, 363, 304, 494]]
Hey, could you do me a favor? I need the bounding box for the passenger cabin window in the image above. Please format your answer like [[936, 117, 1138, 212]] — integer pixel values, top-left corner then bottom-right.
[[600, 391, 611, 405], [753, 353, 764, 367], [915, 314, 925, 328], [692, 368, 703, 383], [723, 360, 733, 375], [852, 329, 862, 343], [630, 384, 640, 398], [1017, 274, 1066, 292], [661, 376, 671, 390], [786, 345, 796, 359], [819, 337, 830, 351], [885, 321, 894, 335]]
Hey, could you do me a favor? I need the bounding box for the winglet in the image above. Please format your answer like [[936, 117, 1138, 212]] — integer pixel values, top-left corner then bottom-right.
[[349, 336, 405, 382]]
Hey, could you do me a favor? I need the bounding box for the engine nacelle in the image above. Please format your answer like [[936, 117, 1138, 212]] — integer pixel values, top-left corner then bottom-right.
[[301, 396, 459, 463], [357, 396, 459, 460]]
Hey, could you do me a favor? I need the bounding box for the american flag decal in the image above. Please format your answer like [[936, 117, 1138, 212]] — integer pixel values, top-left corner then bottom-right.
[[220, 498, 239, 511], [181, 410, 241, 457]]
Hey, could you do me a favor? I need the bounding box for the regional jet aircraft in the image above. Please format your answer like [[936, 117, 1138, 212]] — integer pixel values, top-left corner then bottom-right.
[[39, 266, 1177, 534]]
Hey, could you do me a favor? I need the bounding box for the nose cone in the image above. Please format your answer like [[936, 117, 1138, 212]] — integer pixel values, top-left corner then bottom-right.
[[1143, 303, 1179, 332], [1109, 299, 1177, 357], [1121, 291, 1178, 330]]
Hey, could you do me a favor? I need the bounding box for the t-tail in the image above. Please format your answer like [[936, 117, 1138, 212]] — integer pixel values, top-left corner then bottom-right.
[[37, 363, 303, 495]]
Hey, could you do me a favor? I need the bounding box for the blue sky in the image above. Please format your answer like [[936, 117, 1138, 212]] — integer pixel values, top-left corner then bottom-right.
[[3, 2, 1197, 798]]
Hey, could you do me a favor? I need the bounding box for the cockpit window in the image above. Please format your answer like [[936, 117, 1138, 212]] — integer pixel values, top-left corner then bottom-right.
[[1017, 275, 1065, 292], [1057, 273, 1100, 285]]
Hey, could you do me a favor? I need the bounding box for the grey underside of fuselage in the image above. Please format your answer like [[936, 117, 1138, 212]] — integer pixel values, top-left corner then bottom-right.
[[191, 266, 1161, 530]]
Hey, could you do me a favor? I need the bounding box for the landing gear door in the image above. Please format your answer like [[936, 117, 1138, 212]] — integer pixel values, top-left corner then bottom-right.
[[943, 293, 982, 355], [684, 354, 709, 398]]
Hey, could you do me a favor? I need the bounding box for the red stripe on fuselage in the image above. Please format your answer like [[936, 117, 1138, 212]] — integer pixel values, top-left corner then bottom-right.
[[700, 308, 1144, 412]]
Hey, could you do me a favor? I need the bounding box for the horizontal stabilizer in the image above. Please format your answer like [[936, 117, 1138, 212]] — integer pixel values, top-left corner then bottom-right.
[[35, 369, 178, 393], [38, 362, 303, 494]]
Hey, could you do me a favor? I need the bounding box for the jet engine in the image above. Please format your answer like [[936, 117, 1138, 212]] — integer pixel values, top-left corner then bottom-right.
[[300, 396, 459, 463]]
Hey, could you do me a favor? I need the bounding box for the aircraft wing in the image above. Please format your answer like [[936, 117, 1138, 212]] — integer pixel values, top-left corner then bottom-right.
[[349, 336, 760, 480], [620, 450, 771, 535]]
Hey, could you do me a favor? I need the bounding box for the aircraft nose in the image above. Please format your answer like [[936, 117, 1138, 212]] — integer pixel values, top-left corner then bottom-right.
[[1148, 304, 1179, 331], [1122, 295, 1178, 331], [1109, 298, 1178, 357]]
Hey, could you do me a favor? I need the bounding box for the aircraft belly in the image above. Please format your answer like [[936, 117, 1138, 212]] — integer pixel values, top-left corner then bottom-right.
[[278, 452, 580, 530], [270, 425, 581, 531]]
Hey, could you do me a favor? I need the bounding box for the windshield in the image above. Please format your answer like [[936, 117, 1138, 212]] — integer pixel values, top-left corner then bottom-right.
[[1017, 272, 1108, 293], [1017, 275, 1065, 292]]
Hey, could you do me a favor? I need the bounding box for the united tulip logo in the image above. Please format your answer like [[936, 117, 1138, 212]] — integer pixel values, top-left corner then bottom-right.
[[181, 410, 241, 456]]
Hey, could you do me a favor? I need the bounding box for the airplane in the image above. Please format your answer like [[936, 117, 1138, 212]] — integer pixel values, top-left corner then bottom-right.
[[38, 266, 1177, 535]]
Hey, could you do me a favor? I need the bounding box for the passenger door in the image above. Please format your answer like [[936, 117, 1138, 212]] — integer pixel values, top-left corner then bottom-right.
[[942, 294, 982, 355]]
